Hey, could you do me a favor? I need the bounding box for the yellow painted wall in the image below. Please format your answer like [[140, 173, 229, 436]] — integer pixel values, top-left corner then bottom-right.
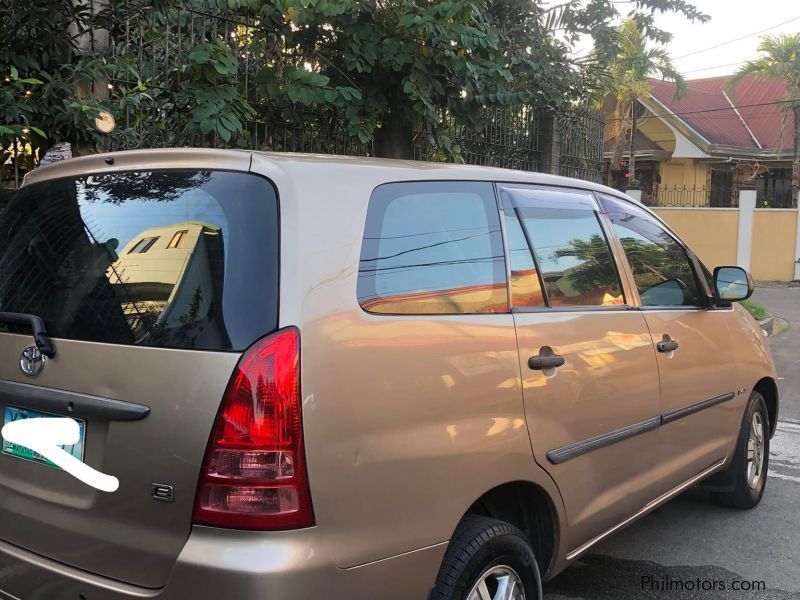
[[658, 158, 709, 188], [659, 160, 686, 187], [652, 208, 739, 269], [638, 116, 675, 152], [751, 210, 798, 281]]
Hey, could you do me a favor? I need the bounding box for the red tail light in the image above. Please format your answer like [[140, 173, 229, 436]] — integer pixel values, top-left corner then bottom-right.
[[193, 327, 314, 529]]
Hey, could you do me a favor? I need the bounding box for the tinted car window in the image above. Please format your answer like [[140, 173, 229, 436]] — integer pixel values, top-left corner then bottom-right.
[[600, 195, 701, 307], [504, 210, 545, 308], [358, 182, 507, 314], [500, 186, 624, 308], [0, 170, 278, 350]]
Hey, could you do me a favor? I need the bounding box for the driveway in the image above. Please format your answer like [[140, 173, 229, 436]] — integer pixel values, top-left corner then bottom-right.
[[543, 285, 800, 600]]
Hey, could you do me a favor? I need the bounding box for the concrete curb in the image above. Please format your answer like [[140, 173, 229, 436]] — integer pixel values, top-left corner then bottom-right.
[[759, 315, 790, 337], [758, 316, 774, 336]]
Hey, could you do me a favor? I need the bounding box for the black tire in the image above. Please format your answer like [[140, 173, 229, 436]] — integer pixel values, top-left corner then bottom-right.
[[711, 391, 770, 509], [430, 515, 541, 600]]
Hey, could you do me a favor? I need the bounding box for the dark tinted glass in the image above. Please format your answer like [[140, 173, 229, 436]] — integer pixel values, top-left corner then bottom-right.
[[501, 187, 624, 307], [358, 182, 507, 314], [0, 170, 278, 350], [600, 196, 701, 307]]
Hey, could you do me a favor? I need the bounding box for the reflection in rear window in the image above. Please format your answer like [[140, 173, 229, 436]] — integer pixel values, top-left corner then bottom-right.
[[0, 170, 278, 351]]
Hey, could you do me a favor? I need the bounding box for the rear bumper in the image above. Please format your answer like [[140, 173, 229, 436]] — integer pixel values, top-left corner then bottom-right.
[[0, 527, 446, 600]]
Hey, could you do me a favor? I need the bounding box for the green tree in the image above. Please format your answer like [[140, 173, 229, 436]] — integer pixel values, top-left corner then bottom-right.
[[553, 234, 621, 294], [1, 0, 707, 178], [730, 34, 800, 193], [554, 234, 690, 297], [230, 0, 707, 158], [602, 18, 688, 186], [0, 0, 110, 184]]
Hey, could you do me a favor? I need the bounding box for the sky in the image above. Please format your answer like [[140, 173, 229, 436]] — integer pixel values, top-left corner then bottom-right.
[[569, 0, 800, 81]]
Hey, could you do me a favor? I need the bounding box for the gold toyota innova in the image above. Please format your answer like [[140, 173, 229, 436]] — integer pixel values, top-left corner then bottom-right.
[[0, 150, 778, 600]]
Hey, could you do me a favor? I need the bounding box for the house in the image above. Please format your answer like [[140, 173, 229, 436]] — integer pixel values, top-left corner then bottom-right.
[[604, 75, 796, 207], [109, 222, 229, 346]]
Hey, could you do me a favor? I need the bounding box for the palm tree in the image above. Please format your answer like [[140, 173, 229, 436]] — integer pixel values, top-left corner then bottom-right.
[[730, 34, 800, 194], [606, 19, 687, 186]]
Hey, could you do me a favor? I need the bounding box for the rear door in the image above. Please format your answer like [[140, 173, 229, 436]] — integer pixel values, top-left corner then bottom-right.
[[500, 184, 663, 551], [0, 167, 279, 588]]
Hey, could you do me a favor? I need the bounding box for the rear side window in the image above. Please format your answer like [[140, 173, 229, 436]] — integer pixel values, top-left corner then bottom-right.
[[358, 181, 507, 314], [0, 170, 278, 351], [500, 186, 625, 308]]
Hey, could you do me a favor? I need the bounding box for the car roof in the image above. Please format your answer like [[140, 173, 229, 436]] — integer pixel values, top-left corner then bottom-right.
[[24, 147, 631, 201]]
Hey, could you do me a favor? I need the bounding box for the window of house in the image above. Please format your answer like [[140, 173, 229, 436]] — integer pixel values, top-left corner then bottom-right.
[[500, 186, 624, 308], [709, 168, 734, 207], [600, 195, 702, 307], [167, 230, 188, 249], [127, 236, 159, 254], [758, 168, 794, 208], [357, 182, 507, 315]]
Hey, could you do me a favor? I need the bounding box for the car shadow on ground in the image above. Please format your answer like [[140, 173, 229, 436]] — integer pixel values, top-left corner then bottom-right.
[[543, 554, 799, 600]]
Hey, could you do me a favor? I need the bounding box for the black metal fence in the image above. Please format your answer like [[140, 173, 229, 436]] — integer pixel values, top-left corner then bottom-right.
[[413, 106, 542, 171], [1, 4, 605, 207], [642, 186, 740, 208], [556, 108, 606, 182], [639, 185, 797, 209], [107, 6, 604, 178]]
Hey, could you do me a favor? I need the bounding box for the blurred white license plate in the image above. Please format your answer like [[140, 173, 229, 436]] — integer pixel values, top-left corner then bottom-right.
[[1, 406, 85, 468]]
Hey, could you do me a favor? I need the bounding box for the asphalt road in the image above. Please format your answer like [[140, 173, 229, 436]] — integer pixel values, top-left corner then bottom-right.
[[543, 285, 800, 600]]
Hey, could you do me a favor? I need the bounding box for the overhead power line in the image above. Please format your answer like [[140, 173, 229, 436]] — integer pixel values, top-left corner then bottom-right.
[[683, 61, 748, 75], [606, 97, 800, 122], [673, 15, 800, 60]]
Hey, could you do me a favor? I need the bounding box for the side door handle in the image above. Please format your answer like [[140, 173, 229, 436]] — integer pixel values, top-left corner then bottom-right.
[[657, 340, 679, 353], [528, 355, 566, 370]]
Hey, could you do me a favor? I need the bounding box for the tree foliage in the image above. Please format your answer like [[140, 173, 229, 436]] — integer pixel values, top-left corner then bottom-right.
[[601, 18, 688, 183], [730, 34, 800, 192], [1, 0, 111, 180], [1, 0, 706, 183]]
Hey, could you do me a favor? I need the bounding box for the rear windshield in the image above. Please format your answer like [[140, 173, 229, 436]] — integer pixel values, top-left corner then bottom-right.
[[0, 170, 278, 351]]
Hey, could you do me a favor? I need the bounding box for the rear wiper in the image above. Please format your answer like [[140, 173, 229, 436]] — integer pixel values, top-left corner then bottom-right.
[[0, 312, 57, 358]]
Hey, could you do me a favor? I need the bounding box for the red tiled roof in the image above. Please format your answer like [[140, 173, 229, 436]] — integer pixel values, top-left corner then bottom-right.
[[647, 75, 795, 151]]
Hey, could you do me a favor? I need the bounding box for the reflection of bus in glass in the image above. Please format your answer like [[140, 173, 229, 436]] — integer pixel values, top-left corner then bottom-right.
[[109, 221, 228, 346]]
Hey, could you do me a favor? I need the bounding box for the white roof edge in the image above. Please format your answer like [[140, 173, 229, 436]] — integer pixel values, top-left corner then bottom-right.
[[721, 90, 762, 149]]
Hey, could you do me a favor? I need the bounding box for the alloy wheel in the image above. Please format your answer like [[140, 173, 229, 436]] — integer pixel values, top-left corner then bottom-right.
[[467, 565, 526, 600]]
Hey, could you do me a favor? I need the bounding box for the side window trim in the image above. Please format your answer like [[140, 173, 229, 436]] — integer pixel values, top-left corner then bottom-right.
[[491, 183, 514, 313], [498, 183, 628, 312], [596, 210, 640, 309], [511, 204, 551, 308], [511, 304, 632, 314]]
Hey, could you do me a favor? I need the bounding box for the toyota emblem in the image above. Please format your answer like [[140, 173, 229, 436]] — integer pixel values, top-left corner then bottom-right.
[[19, 346, 46, 377]]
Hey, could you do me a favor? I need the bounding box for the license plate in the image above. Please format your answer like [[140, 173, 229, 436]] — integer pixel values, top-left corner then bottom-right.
[[1, 406, 86, 469]]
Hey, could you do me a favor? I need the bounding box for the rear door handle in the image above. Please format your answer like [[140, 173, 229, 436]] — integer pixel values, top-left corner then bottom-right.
[[528, 355, 566, 370], [657, 340, 679, 353]]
